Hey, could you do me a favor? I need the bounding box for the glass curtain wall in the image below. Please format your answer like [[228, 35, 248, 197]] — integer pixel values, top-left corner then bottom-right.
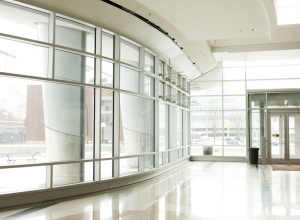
[[191, 59, 300, 158], [0, 0, 190, 195], [191, 67, 247, 157]]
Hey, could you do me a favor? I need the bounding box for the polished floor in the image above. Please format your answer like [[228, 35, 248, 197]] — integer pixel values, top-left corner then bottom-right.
[[1, 161, 300, 220]]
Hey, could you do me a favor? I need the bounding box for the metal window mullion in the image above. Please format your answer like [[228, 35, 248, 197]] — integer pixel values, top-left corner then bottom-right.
[[153, 55, 160, 168], [222, 67, 224, 156], [113, 35, 120, 178], [49, 12, 56, 80], [46, 165, 53, 188], [245, 64, 249, 160], [139, 46, 145, 95]]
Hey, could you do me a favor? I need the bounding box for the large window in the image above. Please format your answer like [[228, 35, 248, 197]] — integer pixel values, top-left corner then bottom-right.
[[191, 67, 246, 157], [0, 0, 190, 197]]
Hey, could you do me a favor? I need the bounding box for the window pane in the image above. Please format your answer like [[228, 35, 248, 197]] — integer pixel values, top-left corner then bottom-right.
[[120, 40, 139, 67], [191, 146, 223, 156], [120, 66, 139, 93], [0, 77, 94, 164], [159, 82, 164, 97], [249, 109, 265, 157], [223, 81, 245, 95], [169, 150, 178, 162], [102, 32, 114, 59], [145, 155, 154, 171], [159, 104, 168, 151], [223, 96, 245, 110], [0, 166, 46, 194], [191, 97, 222, 110], [177, 109, 183, 147], [53, 162, 93, 186], [0, 1, 49, 42], [223, 111, 246, 146], [248, 93, 266, 108], [191, 81, 222, 95], [224, 146, 246, 157], [267, 93, 300, 108], [102, 61, 113, 87], [101, 160, 112, 180], [55, 50, 94, 84], [159, 61, 163, 75], [190, 111, 223, 146], [223, 68, 245, 80], [145, 52, 154, 73], [144, 75, 154, 96], [159, 152, 163, 165], [0, 38, 48, 77], [101, 90, 113, 158], [120, 157, 138, 176], [120, 94, 154, 156], [56, 17, 95, 53]]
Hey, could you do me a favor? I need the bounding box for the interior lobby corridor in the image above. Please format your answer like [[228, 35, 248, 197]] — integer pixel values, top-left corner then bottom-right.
[[1, 161, 299, 220]]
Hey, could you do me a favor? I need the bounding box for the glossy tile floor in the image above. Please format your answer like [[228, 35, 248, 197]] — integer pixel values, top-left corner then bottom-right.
[[1, 161, 300, 220]]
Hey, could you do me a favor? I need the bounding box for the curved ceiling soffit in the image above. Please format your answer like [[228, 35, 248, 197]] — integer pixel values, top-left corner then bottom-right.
[[102, 0, 209, 79], [261, 0, 277, 41], [16, 0, 202, 80], [109, 0, 218, 79]]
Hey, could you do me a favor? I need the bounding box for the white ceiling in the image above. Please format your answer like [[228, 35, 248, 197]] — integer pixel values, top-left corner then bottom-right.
[[135, 0, 271, 41]]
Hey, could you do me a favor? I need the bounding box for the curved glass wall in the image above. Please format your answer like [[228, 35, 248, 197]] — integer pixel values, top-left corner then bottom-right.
[[0, 0, 190, 195]]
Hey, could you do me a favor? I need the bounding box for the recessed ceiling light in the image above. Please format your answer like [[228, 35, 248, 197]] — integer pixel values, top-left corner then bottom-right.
[[252, 28, 256, 31], [240, 30, 242, 32]]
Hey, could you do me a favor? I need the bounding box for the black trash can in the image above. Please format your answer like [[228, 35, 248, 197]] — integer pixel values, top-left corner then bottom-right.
[[203, 146, 212, 155], [248, 148, 259, 164]]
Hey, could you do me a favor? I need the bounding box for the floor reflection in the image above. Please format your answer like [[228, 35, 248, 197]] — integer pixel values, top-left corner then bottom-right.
[[2, 162, 300, 219]]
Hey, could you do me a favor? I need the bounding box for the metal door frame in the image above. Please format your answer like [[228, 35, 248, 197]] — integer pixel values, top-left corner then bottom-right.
[[267, 109, 300, 164]]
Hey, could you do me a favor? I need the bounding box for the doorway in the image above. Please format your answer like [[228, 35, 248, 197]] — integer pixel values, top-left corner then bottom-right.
[[268, 111, 300, 164]]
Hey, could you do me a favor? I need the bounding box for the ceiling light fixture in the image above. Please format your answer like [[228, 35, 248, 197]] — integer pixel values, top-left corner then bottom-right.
[[252, 28, 256, 31]]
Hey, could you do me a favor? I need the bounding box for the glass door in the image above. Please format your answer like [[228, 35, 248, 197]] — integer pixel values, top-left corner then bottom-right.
[[268, 112, 300, 164], [288, 113, 300, 163], [268, 113, 286, 163]]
